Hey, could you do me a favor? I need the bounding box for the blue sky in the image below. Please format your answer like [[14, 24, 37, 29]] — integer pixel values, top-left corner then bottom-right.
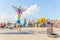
[[0, 0, 60, 22]]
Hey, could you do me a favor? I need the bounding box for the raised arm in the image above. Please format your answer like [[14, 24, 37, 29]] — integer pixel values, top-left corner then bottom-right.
[[12, 6, 18, 11]]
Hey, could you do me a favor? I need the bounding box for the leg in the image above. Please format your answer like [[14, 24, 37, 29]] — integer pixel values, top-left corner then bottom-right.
[[19, 25, 21, 31]]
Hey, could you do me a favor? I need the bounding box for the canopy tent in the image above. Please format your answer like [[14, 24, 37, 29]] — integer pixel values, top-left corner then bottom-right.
[[38, 18, 47, 24]]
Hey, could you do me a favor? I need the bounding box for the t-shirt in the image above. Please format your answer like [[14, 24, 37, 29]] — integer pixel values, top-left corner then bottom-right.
[[17, 9, 23, 14]]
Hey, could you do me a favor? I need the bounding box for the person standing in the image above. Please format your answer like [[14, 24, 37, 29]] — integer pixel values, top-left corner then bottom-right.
[[23, 18, 27, 27]]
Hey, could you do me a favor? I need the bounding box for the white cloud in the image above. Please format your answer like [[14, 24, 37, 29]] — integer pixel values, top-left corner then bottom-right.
[[0, 12, 8, 22], [0, 12, 16, 23], [20, 4, 40, 20]]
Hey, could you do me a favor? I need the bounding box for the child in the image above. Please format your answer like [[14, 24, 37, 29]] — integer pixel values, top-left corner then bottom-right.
[[47, 22, 53, 34]]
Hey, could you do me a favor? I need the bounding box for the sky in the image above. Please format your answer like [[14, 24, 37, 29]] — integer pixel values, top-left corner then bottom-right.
[[0, 0, 60, 22]]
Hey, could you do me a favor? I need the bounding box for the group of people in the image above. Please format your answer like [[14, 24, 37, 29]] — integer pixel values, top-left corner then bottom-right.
[[0, 19, 57, 34], [0, 19, 55, 28]]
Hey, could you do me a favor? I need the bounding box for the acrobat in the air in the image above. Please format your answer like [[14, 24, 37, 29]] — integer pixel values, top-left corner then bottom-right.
[[12, 6, 27, 25]]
